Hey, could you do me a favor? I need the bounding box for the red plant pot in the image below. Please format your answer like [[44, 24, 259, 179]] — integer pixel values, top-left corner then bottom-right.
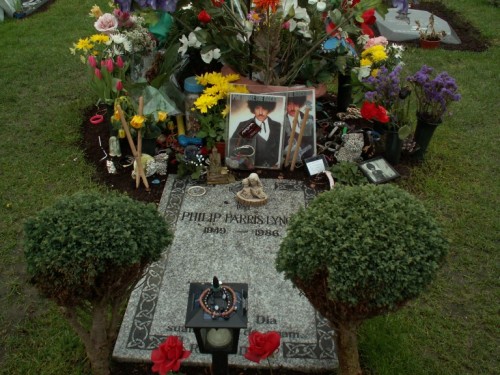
[[420, 39, 441, 49]]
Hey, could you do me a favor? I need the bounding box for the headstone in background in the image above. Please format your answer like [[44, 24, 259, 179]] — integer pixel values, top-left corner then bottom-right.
[[376, 8, 461, 44]]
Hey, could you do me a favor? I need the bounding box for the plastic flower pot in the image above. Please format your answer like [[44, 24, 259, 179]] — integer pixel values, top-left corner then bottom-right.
[[420, 39, 441, 49]]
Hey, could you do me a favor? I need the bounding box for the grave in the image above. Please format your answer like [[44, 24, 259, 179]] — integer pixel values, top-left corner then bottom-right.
[[113, 177, 338, 371], [376, 8, 461, 44]]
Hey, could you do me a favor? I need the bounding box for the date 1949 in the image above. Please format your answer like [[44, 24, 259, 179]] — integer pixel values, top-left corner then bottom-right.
[[203, 227, 280, 236]]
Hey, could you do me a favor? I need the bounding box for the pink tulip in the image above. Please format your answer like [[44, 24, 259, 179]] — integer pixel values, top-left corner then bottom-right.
[[94, 68, 102, 80], [116, 56, 124, 69], [105, 58, 114, 73], [116, 80, 123, 91], [88, 55, 97, 68]]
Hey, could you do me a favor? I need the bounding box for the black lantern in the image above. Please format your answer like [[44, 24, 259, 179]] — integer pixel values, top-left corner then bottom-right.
[[185, 277, 248, 375]]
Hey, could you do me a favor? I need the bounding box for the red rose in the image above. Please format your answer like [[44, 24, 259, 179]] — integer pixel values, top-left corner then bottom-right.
[[360, 101, 390, 123], [198, 10, 211, 23], [325, 21, 337, 36], [360, 22, 375, 37], [244, 331, 281, 363], [211, 0, 225, 7], [151, 336, 191, 375], [362, 9, 376, 25]]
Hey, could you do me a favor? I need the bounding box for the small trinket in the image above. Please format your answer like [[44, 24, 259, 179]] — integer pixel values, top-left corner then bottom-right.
[[109, 136, 121, 157], [106, 160, 117, 174]]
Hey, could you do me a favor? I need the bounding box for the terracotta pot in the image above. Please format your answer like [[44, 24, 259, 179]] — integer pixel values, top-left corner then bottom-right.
[[420, 39, 441, 49]]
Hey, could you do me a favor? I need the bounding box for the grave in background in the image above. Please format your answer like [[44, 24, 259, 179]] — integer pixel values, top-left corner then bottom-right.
[[113, 177, 338, 371], [376, 8, 461, 44]]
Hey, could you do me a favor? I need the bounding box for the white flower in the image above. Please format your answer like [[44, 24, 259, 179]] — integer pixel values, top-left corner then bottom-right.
[[201, 48, 221, 63], [178, 35, 190, 55], [296, 22, 312, 38], [357, 34, 370, 46], [293, 7, 310, 22], [316, 1, 326, 11], [188, 29, 202, 48], [94, 13, 118, 33], [109, 33, 132, 52], [356, 66, 371, 80]]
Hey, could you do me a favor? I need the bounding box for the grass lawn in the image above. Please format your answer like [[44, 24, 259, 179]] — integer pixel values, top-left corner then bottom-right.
[[0, 0, 498, 374]]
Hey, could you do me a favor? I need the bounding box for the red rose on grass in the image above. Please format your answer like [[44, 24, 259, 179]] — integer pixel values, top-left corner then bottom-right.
[[198, 10, 212, 23], [360, 101, 390, 123], [151, 336, 191, 375], [244, 331, 281, 363]]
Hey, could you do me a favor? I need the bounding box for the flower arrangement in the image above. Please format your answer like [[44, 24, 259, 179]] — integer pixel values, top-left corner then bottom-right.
[[71, 5, 156, 62], [71, 5, 158, 103], [87, 55, 128, 105], [353, 35, 404, 81], [175, 0, 386, 86], [407, 65, 461, 123], [415, 13, 446, 41], [244, 330, 281, 373], [151, 335, 191, 375], [361, 64, 412, 138], [192, 72, 249, 148]]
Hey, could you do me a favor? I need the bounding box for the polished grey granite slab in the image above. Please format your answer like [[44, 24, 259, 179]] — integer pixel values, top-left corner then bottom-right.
[[113, 176, 338, 371], [376, 8, 461, 44]]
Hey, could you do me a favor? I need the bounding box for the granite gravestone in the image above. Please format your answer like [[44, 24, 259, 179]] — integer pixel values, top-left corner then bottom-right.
[[376, 8, 461, 44], [113, 177, 338, 371]]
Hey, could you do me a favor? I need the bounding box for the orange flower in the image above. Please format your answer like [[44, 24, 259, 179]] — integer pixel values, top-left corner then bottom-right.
[[253, 0, 279, 12]]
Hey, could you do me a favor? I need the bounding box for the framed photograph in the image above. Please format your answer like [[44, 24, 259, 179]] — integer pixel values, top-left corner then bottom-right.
[[228, 93, 286, 169], [268, 89, 316, 164], [359, 157, 400, 184]]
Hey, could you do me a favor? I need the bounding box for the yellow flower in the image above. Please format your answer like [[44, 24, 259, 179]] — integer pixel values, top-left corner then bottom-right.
[[90, 34, 110, 44], [360, 58, 372, 67], [130, 115, 146, 129], [158, 111, 168, 122], [113, 110, 121, 121], [75, 38, 94, 51], [193, 95, 218, 113], [221, 105, 229, 118], [371, 68, 379, 77], [89, 5, 103, 18], [361, 45, 387, 63]]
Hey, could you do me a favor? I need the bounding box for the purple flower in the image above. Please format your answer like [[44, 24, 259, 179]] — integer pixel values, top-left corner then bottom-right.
[[114, 0, 178, 13], [407, 65, 461, 121]]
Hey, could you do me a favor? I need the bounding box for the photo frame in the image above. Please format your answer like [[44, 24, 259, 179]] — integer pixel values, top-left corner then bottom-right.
[[227, 93, 286, 169], [267, 89, 317, 164], [358, 156, 400, 184]]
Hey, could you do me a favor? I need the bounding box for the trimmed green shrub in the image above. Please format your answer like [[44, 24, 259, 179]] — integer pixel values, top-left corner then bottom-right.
[[24, 191, 173, 375], [276, 184, 447, 375]]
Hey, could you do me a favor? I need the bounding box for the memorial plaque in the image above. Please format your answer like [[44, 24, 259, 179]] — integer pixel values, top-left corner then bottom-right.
[[113, 177, 338, 371]]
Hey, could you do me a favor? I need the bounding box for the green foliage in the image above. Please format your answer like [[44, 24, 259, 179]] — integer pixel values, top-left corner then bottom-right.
[[276, 184, 448, 311], [329, 161, 369, 186], [23, 191, 172, 305]]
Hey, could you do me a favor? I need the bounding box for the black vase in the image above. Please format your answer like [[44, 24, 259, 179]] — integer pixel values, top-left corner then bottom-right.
[[413, 115, 441, 160], [337, 73, 352, 113], [384, 130, 402, 165]]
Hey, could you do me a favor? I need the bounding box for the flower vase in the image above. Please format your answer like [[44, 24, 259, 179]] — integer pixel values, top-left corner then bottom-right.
[[384, 130, 403, 165], [337, 73, 352, 113], [420, 39, 441, 49], [413, 115, 441, 160], [141, 138, 157, 156]]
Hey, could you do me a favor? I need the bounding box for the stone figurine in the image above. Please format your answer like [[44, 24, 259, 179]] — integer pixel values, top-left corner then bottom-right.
[[236, 173, 268, 206]]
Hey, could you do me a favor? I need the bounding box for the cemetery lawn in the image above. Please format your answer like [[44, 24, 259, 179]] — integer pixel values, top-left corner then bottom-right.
[[0, 0, 498, 374]]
